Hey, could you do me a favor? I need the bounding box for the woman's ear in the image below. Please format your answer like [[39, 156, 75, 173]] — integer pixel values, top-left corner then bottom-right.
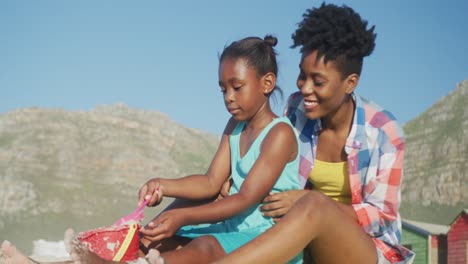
[[344, 73, 359, 94], [262, 72, 276, 94]]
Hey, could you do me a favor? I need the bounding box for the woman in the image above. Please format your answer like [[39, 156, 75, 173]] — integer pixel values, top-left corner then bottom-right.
[[215, 3, 415, 264]]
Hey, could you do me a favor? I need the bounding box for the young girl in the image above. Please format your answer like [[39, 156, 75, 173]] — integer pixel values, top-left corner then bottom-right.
[[137, 35, 303, 264], [0, 35, 302, 264]]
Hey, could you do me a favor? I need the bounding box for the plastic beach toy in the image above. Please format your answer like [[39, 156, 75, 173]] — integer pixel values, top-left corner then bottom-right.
[[76, 197, 153, 261], [77, 220, 140, 262], [114, 198, 150, 226]]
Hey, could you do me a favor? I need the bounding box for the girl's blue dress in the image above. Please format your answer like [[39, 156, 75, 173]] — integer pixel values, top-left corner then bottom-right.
[[177, 117, 303, 263]]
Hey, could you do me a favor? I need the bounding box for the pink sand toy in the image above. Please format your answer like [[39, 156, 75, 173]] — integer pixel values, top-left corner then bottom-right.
[[114, 198, 150, 226]]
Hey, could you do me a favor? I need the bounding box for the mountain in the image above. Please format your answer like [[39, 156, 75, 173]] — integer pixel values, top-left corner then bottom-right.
[[0, 104, 219, 253], [400, 80, 468, 224]]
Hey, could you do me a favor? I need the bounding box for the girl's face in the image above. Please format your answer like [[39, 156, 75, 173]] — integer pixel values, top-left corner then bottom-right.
[[218, 57, 268, 121], [296, 50, 355, 120]]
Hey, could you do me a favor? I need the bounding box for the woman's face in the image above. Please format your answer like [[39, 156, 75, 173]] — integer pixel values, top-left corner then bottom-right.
[[296, 50, 353, 120]]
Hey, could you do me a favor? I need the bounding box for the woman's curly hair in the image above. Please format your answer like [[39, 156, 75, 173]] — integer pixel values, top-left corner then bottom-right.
[[292, 3, 377, 77]]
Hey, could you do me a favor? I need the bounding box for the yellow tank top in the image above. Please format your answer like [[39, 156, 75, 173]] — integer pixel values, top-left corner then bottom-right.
[[308, 159, 351, 204]]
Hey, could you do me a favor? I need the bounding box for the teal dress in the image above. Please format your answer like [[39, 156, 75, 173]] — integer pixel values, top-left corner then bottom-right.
[[177, 117, 303, 263]]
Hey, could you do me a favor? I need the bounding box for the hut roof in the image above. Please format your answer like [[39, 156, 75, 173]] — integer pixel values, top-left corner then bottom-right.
[[402, 219, 449, 236], [449, 208, 468, 227]]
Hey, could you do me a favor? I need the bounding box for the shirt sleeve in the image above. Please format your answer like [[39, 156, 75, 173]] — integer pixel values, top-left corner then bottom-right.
[[352, 125, 405, 237]]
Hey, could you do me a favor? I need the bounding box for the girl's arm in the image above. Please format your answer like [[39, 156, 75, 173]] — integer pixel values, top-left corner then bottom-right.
[[257, 91, 312, 219], [144, 122, 298, 241], [184, 122, 297, 223], [138, 119, 236, 206]]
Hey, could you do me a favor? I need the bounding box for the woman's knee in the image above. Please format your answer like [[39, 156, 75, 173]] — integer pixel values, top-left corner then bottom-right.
[[297, 190, 329, 213]]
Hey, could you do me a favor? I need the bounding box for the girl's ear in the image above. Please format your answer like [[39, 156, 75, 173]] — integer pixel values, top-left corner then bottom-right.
[[344, 73, 359, 94], [262, 72, 276, 95]]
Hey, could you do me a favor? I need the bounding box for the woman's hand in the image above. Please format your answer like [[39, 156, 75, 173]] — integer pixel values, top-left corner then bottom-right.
[[138, 178, 164, 207], [216, 177, 233, 201], [140, 209, 185, 242], [260, 189, 309, 222]]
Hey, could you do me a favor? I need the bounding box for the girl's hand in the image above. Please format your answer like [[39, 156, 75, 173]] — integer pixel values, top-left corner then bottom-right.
[[138, 178, 164, 207], [140, 210, 185, 242], [260, 190, 308, 222]]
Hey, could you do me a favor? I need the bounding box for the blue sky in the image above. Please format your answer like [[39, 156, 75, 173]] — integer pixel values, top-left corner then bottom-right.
[[1, 0, 467, 135]]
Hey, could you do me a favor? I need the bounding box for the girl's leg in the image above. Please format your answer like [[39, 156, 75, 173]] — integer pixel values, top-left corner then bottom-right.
[[214, 190, 377, 264], [139, 235, 192, 256], [0, 240, 36, 264], [161, 235, 226, 264], [146, 249, 167, 264]]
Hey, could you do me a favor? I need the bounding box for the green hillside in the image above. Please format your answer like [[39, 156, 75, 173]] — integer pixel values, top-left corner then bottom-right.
[[400, 80, 468, 224], [0, 104, 218, 254]]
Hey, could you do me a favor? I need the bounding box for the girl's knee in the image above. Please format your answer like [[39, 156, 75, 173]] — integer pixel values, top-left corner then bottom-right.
[[190, 235, 223, 255]]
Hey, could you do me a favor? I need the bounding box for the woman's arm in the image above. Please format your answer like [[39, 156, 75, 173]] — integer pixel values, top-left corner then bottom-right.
[[351, 133, 405, 236], [260, 189, 309, 220]]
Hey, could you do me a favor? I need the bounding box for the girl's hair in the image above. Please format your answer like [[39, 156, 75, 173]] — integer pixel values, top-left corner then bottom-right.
[[219, 35, 283, 100], [291, 3, 376, 78]]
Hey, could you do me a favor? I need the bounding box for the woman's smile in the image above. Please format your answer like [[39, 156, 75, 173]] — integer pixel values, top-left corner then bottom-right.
[[303, 98, 318, 111]]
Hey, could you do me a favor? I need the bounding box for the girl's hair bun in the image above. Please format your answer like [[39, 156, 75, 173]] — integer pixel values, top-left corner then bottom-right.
[[263, 35, 278, 47]]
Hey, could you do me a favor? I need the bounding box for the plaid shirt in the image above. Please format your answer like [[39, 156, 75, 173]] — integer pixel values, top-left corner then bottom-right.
[[285, 92, 415, 263]]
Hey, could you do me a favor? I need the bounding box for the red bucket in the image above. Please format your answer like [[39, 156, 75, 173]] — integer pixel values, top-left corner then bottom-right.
[[77, 221, 140, 262]]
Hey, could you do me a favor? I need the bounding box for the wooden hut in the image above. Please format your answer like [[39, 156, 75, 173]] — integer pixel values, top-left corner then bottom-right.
[[401, 219, 449, 264], [447, 209, 468, 264]]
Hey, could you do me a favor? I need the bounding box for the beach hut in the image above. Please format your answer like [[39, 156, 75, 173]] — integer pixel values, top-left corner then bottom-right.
[[401, 219, 449, 264], [447, 209, 468, 264]]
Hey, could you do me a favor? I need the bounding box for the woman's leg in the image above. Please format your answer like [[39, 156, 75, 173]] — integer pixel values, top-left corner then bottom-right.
[[214, 190, 377, 264]]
